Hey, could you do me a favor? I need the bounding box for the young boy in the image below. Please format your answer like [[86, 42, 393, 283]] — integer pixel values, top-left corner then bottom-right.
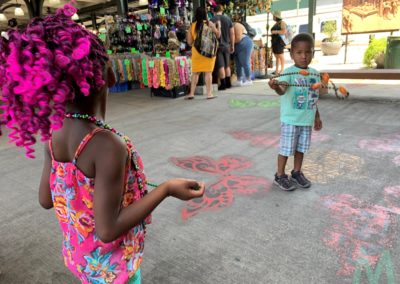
[[268, 33, 322, 191]]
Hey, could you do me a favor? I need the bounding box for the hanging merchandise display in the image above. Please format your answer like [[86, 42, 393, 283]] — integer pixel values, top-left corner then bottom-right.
[[251, 40, 272, 77], [149, 0, 193, 57], [108, 53, 191, 97], [98, 0, 194, 97], [246, 0, 271, 16], [252, 44, 265, 77], [101, 14, 154, 54], [216, 0, 246, 21], [147, 0, 193, 97]]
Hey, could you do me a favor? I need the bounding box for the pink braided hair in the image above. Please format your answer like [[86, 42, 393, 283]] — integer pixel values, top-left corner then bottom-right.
[[0, 4, 108, 158]]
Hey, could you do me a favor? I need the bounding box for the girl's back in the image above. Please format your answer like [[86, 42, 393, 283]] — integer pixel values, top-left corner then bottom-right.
[[49, 122, 148, 283]]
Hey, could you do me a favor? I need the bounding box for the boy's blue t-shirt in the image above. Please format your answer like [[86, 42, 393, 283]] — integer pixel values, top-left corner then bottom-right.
[[278, 65, 320, 126]]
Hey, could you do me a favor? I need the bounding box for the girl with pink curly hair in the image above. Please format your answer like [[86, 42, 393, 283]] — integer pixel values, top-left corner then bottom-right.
[[0, 4, 204, 284]]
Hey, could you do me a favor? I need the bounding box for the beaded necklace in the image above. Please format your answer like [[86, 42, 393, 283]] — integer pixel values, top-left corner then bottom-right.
[[159, 59, 166, 88], [147, 59, 153, 88], [271, 70, 349, 99], [141, 58, 148, 87], [164, 60, 171, 90], [65, 113, 158, 188]]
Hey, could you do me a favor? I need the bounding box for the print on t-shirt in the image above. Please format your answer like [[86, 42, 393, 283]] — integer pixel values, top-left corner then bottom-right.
[[293, 77, 318, 110]]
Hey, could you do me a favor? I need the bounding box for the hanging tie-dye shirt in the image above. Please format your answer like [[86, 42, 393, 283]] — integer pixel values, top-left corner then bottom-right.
[[49, 128, 151, 284]]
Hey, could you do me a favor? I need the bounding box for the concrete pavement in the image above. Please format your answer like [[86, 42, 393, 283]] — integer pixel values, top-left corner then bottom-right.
[[1, 74, 400, 284]]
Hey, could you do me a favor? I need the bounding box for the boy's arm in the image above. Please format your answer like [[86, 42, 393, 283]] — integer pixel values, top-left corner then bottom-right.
[[268, 79, 288, 95], [314, 107, 323, 131]]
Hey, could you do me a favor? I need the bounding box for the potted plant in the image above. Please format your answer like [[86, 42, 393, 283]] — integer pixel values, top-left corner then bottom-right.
[[320, 21, 342, 56], [363, 37, 387, 69]]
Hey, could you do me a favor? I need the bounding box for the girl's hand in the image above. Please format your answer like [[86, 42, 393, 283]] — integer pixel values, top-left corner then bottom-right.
[[314, 117, 323, 131], [166, 179, 205, 200]]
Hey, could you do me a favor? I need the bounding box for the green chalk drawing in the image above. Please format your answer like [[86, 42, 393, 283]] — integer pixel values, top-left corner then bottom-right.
[[229, 99, 280, 109], [352, 250, 395, 284], [229, 99, 257, 108], [257, 100, 280, 108]]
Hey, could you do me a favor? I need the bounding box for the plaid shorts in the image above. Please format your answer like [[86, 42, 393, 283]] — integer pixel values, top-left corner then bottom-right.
[[279, 123, 312, 157]]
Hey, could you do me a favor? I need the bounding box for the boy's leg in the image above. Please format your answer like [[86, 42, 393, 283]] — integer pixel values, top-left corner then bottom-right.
[[275, 154, 296, 191], [291, 126, 312, 188], [277, 154, 288, 176], [275, 123, 297, 191], [293, 150, 304, 172]]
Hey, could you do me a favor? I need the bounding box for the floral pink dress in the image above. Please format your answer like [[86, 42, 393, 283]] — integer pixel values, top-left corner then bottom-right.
[[49, 128, 151, 284]]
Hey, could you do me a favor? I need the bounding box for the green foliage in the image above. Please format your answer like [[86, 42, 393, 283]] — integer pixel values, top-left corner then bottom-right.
[[322, 21, 338, 42], [363, 37, 387, 68]]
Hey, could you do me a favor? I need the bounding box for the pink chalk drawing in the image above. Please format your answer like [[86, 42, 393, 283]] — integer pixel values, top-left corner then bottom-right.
[[228, 130, 330, 148], [384, 186, 400, 215], [170, 155, 272, 220], [393, 155, 400, 166], [320, 193, 400, 276], [358, 133, 400, 166]]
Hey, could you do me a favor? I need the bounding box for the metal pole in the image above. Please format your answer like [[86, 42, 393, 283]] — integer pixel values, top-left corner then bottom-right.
[[91, 13, 98, 32], [344, 34, 348, 64], [116, 0, 128, 16], [23, 0, 44, 18], [308, 0, 316, 35], [266, 10, 270, 75], [297, 0, 300, 16], [265, 0, 272, 76]]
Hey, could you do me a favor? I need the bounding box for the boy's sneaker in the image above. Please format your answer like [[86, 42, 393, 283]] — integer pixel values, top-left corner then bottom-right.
[[291, 170, 311, 188], [274, 173, 297, 191]]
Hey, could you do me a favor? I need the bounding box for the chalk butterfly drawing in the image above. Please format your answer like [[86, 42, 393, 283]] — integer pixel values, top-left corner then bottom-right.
[[359, 133, 400, 166], [170, 155, 272, 220], [320, 188, 400, 276]]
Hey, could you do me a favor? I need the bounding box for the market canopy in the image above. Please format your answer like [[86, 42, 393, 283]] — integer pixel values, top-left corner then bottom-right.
[[0, 0, 148, 30]]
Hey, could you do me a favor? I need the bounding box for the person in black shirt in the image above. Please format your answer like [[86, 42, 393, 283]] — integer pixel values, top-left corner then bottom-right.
[[211, 5, 235, 90]]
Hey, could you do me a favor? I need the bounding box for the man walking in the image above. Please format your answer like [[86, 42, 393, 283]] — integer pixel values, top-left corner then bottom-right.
[[212, 5, 235, 90]]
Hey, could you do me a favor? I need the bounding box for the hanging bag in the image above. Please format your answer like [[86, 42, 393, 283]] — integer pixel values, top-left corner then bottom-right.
[[193, 21, 219, 58], [243, 22, 257, 39], [279, 21, 290, 46]]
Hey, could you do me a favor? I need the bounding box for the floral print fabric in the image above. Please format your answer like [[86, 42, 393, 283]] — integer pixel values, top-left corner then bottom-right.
[[49, 128, 149, 284]]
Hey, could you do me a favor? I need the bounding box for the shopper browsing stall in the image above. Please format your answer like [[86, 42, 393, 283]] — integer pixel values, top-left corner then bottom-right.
[[186, 7, 220, 100]]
